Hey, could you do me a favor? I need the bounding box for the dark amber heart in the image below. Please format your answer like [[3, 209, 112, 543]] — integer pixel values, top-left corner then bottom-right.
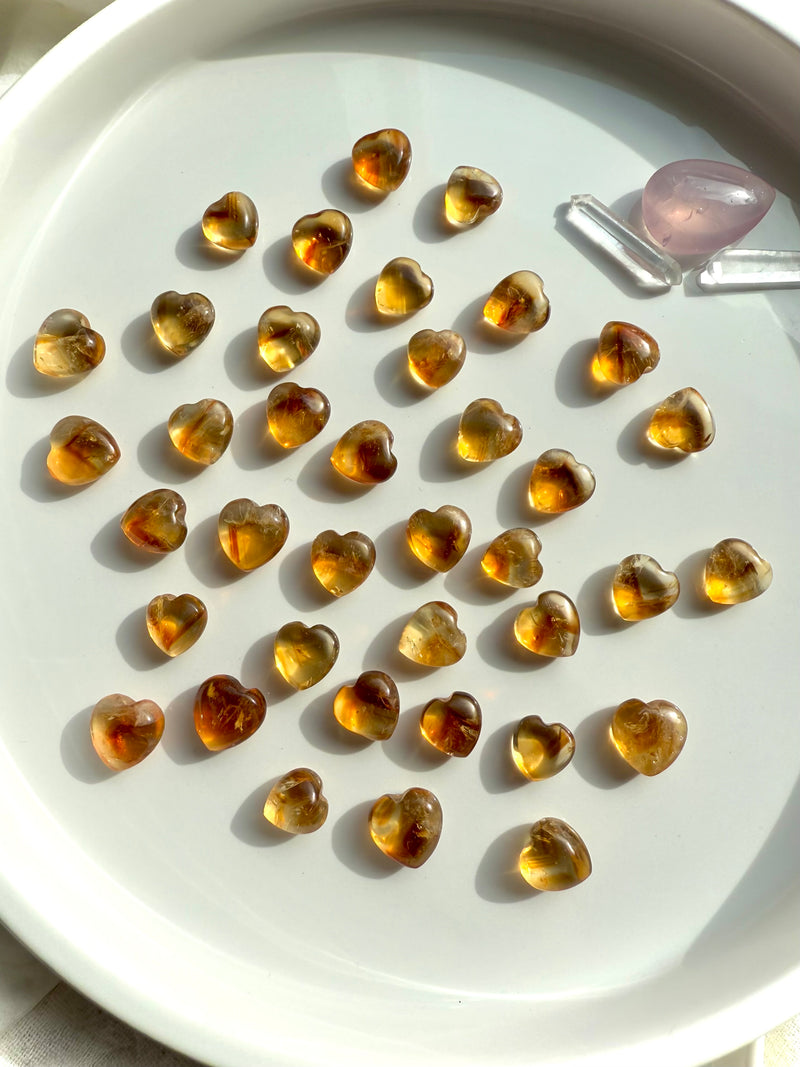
[[274, 622, 339, 690], [333, 671, 399, 741], [150, 290, 215, 356], [33, 308, 105, 377], [398, 601, 466, 666], [703, 538, 773, 605], [483, 271, 550, 334], [266, 382, 330, 448], [512, 715, 575, 780], [168, 398, 233, 465], [444, 165, 503, 226], [592, 321, 660, 385], [218, 499, 289, 571], [202, 190, 259, 250], [407, 328, 466, 389], [611, 698, 687, 776], [90, 693, 164, 771], [369, 787, 442, 868], [514, 591, 580, 658], [375, 257, 433, 316], [457, 398, 522, 462], [331, 420, 397, 484], [146, 593, 207, 657], [420, 692, 481, 757], [263, 768, 328, 834], [257, 306, 321, 373], [612, 554, 679, 621], [194, 675, 266, 751], [519, 818, 591, 891], [647, 387, 715, 453], [120, 488, 187, 553], [528, 449, 595, 513], [481, 528, 543, 588], [311, 530, 376, 596], [47, 415, 120, 485], [406, 505, 471, 573], [352, 128, 412, 191], [291, 209, 353, 274]]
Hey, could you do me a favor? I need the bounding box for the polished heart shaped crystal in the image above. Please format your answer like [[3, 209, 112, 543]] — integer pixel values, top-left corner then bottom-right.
[[419, 692, 482, 757], [150, 290, 215, 356], [481, 528, 543, 588], [121, 488, 187, 553], [483, 270, 550, 334], [194, 674, 267, 751], [375, 257, 433, 316], [528, 449, 596, 513], [274, 621, 339, 690], [202, 190, 259, 250], [406, 328, 466, 389], [291, 209, 352, 274], [703, 538, 773, 605], [369, 787, 442, 868], [646, 387, 715, 453], [591, 320, 660, 385], [406, 505, 471, 573], [352, 128, 412, 191], [33, 308, 105, 377], [47, 415, 120, 485], [519, 818, 591, 891], [90, 693, 164, 771], [457, 398, 522, 462], [263, 768, 329, 834], [331, 420, 397, 484], [218, 499, 289, 571], [611, 698, 687, 776], [257, 306, 321, 373], [512, 715, 575, 781], [333, 670, 399, 741], [613, 554, 679, 620], [168, 398, 233, 465], [266, 382, 330, 448], [514, 591, 580, 658], [146, 593, 208, 657], [399, 601, 466, 667], [444, 165, 503, 226], [311, 529, 376, 596]]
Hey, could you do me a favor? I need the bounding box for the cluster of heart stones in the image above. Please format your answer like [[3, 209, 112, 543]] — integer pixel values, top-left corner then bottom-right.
[[36, 129, 774, 887]]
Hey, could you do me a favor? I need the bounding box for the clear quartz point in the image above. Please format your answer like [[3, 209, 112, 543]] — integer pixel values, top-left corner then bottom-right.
[[696, 249, 800, 291], [566, 194, 682, 290]]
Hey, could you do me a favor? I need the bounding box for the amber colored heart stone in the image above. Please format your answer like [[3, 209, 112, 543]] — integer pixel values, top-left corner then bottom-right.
[[168, 398, 233, 465], [481, 528, 543, 588], [274, 622, 339, 690], [647, 387, 715, 453], [311, 530, 376, 596], [257, 306, 321, 373], [331, 420, 397, 484], [457, 398, 522, 463], [202, 190, 259, 250], [483, 270, 550, 334], [369, 787, 443, 868], [47, 415, 120, 485], [444, 165, 503, 226], [519, 818, 591, 891], [193, 674, 266, 751], [399, 601, 466, 667], [512, 715, 575, 781], [333, 670, 399, 741], [611, 698, 687, 776], [150, 290, 215, 356], [263, 768, 329, 834], [528, 449, 596, 513], [266, 382, 330, 448], [352, 128, 412, 191], [90, 693, 164, 771], [291, 209, 353, 274], [146, 593, 208, 657], [120, 488, 187, 553], [218, 499, 289, 571], [406, 505, 471, 573], [375, 257, 433, 316], [420, 692, 482, 757], [33, 308, 105, 377], [407, 328, 466, 389], [591, 321, 660, 385], [612, 554, 679, 620], [703, 538, 773, 605], [514, 591, 580, 658]]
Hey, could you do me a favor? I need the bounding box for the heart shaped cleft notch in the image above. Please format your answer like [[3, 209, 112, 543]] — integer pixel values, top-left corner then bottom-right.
[[481, 528, 543, 589], [291, 209, 352, 274], [646, 388, 715, 453], [202, 190, 259, 250], [311, 530, 376, 596], [591, 320, 660, 385], [351, 128, 412, 192], [146, 593, 207, 657], [90, 694, 165, 771], [483, 270, 550, 334], [121, 488, 187, 554], [333, 671, 399, 741], [150, 290, 215, 356], [528, 449, 595, 513], [457, 398, 522, 463], [47, 415, 120, 485], [611, 698, 687, 776], [406, 505, 471, 573], [444, 165, 503, 227], [407, 328, 466, 389], [703, 538, 772, 605], [168, 398, 233, 465], [331, 421, 397, 484], [519, 818, 592, 891], [398, 601, 466, 667], [514, 591, 580, 658], [512, 715, 575, 781], [194, 675, 266, 752], [369, 787, 443, 868], [257, 306, 321, 373], [612, 554, 679, 621], [263, 768, 329, 834], [266, 382, 330, 448], [218, 499, 289, 571], [33, 308, 106, 377], [420, 692, 482, 757], [375, 257, 433, 316], [274, 622, 339, 690]]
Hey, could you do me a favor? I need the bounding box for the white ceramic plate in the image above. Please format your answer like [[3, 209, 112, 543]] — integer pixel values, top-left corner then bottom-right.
[[1, 1, 799, 1065]]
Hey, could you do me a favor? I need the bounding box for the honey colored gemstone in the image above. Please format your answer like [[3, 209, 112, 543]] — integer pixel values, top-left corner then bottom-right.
[[351, 128, 412, 191], [333, 671, 399, 740], [406, 505, 471, 573], [331, 420, 397, 484], [611, 698, 687, 776], [375, 257, 433, 316], [457, 398, 522, 462], [291, 209, 353, 274], [274, 621, 339, 690], [612, 554, 679, 621], [444, 165, 503, 226], [90, 694, 164, 771], [407, 329, 466, 389], [263, 768, 328, 834], [420, 692, 481, 757], [146, 593, 207, 657], [519, 818, 591, 891], [257, 306, 321, 373], [168, 398, 233, 465], [218, 499, 289, 571], [150, 290, 215, 356], [481, 528, 543, 588], [703, 538, 773, 605], [529, 449, 595, 513], [647, 387, 715, 453], [399, 601, 466, 667], [120, 488, 187, 553], [33, 309, 105, 377], [591, 321, 660, 385], [483, 271, 550, 334], [369, 787, 442, 868], [311, 530, 375, 596], [266, 382, 330, 448], [194, 674, 266, 751], [514, 591, 580, 658], [47, 415, 120, 485], [512, 715, 575, 781], [202, 190, 259, 250]]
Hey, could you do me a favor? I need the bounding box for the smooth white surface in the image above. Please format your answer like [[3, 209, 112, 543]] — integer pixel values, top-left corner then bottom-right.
[[0, 1, 799, 1065]]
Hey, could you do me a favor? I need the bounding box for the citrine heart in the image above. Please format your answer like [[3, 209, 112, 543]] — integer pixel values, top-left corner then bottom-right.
[[591, 320, 660, 385], [47, 415, 120, 485], [483, 270, 550, 334], [120, 488, 187, 553], [420, 692, 482, 757], [514, 591, 580, 658], [274, 622, 339, 690], [444, 165, 503, 226], [398, 601, 466, 667], [703, 538, 773, 605], [406, 328, 466, 389], [457, 398, 522, 462], [33, 308, 105, 377], [90, 693, 164, 771], [168, 398, 233, 465], [291, 209, 352, 274], [611, 698, 687, 776], [202, 190, 259, 250], [512, 715, 575, 781], [146, 593, 208, 657], [257, 306, 321, 373], [263, 768, 329, 834], [481, 528, 543, 588], [193, 674, 266, 751], [311, 530, 376, 596], [218, 499, 289, 571], [369, 787, 442, 868], [150, 290, 215, 356], [333, 671, 399, 741], [528, 449, 596, 513], [646, 387, 715, 453], [375, 257, 433, 316], [406, 506, 471, 573], [266, 382, 330, 448], [351, 128, 412, 192], [331, 420, 397, 484], [612, 554, 679, 620], [519, 818, 591, 891]]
